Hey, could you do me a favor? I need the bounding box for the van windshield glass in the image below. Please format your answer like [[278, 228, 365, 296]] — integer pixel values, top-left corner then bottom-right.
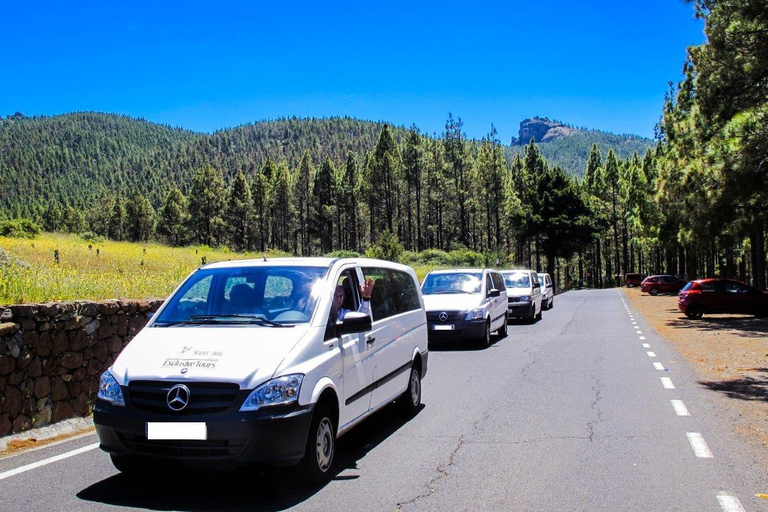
[[153, 265, 329, 326], [422, 273, 482, 295], [503, 272, 531, 288]]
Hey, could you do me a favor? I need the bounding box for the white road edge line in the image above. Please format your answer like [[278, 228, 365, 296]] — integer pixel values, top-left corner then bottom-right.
[[687, 432, 714, 458], [717, 492, 746, 512], [0, 443, 99, 481], [661, 377, 675, 389], [653, 362, 666, 371], [671, 400, 690, 416]]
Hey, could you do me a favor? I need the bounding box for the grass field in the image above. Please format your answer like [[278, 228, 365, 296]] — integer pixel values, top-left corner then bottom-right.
[[0, 233, 277, 305], [0, 233, 442, 305]]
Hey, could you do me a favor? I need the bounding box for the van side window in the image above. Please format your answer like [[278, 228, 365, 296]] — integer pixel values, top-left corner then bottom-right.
[[485, 274, 493, 294], [362, 267, 421, 320], [490, 272, 505, 291]]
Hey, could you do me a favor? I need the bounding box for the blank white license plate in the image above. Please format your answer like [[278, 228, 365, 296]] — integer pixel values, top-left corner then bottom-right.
[[146, 422, 207, 440], [433, 324, 454, 331]]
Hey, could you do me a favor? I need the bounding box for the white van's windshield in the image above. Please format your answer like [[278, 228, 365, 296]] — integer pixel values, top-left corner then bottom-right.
[[422, 272, 482, 295], [503, 272, 531, 288], [153, 266, 329, 326]]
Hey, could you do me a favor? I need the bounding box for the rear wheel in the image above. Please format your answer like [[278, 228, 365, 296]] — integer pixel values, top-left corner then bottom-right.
[[297, 404, 336, 485], [627, 283, 634, 288], [496, 315, 508, 339], [685, 305, 703, 320], [399, 364, 422, 416], [536, 303, 543, 320]]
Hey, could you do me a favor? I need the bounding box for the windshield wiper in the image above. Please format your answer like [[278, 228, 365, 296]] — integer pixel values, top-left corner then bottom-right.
[[186, 314, 290, 327]]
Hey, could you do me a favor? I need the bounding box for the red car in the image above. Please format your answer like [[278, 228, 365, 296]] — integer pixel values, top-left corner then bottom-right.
[[624, 273, 643, 288], [677, 278, 768, 319], [641, 275, 685, 296]]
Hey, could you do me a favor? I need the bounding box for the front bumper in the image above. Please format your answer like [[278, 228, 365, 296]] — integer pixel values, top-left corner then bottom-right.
[[94, 396, 314, 469], [507, 302, 534, 318]]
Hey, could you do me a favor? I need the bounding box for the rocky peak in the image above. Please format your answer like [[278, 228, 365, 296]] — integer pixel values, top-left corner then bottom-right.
[[512, 117, 581, 145]]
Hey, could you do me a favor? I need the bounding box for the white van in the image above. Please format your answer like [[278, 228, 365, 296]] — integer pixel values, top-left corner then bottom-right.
[[94, 257, 428, 484], [537, 272, 554, 310], [421, 268, 508, 346], [501, 269, 542, 322]]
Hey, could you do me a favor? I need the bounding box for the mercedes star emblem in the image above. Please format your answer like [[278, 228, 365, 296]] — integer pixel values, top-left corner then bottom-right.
[[439, 312, 448, 322], [167, 384, 191, 411]]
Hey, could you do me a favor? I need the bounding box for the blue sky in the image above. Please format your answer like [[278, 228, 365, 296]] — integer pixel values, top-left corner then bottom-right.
[[2, 1, 704, 142]]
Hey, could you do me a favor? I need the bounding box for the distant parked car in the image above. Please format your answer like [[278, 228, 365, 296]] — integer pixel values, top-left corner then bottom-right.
[[641, 275, 685, 296], [678, 278, 768, 319], [501, 270, 542, 322], [537, 272, 554, 310], [624, 273, 643, 288]]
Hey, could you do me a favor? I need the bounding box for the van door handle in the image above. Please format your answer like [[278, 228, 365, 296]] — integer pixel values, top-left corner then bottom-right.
[[366, 336, 376, 344]]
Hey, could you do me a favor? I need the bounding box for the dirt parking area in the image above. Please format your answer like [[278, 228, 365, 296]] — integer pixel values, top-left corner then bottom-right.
[[623, 286, 768, 451]]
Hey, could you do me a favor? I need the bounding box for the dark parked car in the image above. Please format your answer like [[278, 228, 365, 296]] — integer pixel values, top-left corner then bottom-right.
[[625, 273, 643, 288], [678, 278, 768, 319], [641, 275, 685, 296]]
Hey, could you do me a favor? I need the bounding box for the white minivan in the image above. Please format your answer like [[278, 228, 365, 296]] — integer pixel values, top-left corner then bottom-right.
[[421, 268, 508, 346], [502, 269, 542, 322], [94, 257, 428, 484], [537, 272, 554, 310]]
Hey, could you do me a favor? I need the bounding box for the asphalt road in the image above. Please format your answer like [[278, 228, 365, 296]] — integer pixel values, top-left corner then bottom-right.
[[2, 289, 767, 511]]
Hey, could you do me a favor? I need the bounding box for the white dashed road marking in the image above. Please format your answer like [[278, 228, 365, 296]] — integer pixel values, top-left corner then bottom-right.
[[653, 362, 666, 371], [687, 432, 714, 458], [639, 336, 646, 340], [661, 377, 675, 389], [642, 343, 651, 348], [716, 492, 746, 512], [671, 400, 690, 416], [647, 351, 657, 358]]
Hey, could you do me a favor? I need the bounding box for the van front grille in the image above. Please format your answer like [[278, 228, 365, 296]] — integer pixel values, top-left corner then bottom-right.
[[128, 381, 240, 415]]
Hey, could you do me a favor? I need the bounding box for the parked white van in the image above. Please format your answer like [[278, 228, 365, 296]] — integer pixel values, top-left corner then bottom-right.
[[94, 257, 428, 484], [421, 268, 508, 346], [537, 272, 554, 310], [502, 269, 542, 322]]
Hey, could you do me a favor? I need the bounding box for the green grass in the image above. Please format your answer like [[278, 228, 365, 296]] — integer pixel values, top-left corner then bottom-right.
[[0, 233, 444, 305]]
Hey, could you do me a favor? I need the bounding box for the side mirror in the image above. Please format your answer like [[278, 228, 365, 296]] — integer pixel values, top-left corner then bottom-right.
[[336, 311, 372, 335], [488, 288, 501, 298]]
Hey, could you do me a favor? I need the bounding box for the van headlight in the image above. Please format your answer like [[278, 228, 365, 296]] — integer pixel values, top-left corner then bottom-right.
[[97, 370, 125, 406], [240, 374, 304, 412], [464, 308, 484, 321]]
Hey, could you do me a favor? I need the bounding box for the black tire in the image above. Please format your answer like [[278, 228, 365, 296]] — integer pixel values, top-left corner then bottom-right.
[[649, 287, 659, 296], [549, 298, 554, 309], [297, 404, 336, 485], [627, 283, 634, 288], [685, 305, 703, 320], [399, 364, 422, 416], [536, 305, 543, 320], [479, 319, 492, 347], [110, 454, 142, 475], [499, 316, 508, 338]]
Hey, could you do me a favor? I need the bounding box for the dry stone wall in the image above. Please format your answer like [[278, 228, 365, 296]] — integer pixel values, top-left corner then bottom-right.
[[0, 299, 164, 436]]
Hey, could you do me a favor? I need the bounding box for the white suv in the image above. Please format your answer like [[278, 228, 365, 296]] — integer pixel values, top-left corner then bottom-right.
[[421, 268, 508, 347], [94, 257, 428, 484]]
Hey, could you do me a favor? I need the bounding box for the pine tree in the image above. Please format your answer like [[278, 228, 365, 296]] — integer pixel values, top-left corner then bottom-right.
[[188, 165, 225, 247]]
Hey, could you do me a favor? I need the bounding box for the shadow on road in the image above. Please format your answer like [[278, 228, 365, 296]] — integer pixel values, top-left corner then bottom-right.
[[76, 402, 424, 511], [666, 313, 768, 339], [699, 369, 768, 402]]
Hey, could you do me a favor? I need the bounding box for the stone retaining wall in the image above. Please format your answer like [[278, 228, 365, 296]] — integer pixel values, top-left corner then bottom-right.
[[0, 299, 164, 436]]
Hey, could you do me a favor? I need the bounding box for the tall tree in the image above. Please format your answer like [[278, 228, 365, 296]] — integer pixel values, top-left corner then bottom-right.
[[188, 165, 225, 247], [158, 187, 189, 246], [224, 171, 252, 252]]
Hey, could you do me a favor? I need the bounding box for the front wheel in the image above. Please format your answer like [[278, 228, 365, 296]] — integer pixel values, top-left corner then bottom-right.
[[685, 305, 703, 320], [649, 287, 659, 296], [479, 320, 491, 347], [110, 454, 142, 475], [399, 365, 422, 416], [297, 404, 336, 485]]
